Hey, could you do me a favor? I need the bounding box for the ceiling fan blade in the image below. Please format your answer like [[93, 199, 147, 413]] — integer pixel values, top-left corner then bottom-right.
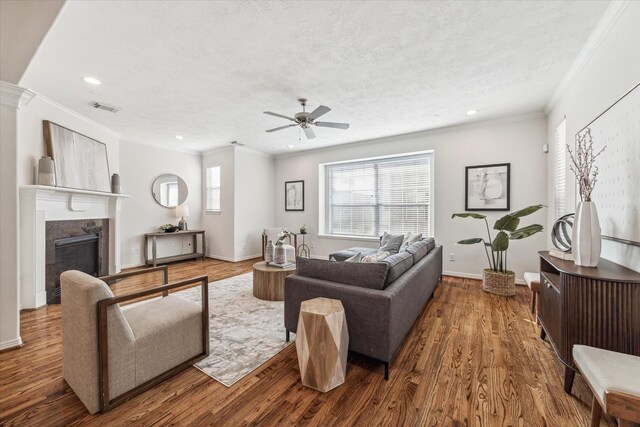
[[315, 121, 350, 129], [308, 105, 331, 120], [265, 124, 297, 133], [264, 111, 296, 122], [303, 126, 316, 139]]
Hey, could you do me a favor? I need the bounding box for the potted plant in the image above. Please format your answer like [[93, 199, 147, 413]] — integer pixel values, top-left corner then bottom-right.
[[452, 204, 545, 296], [567, 128, 605, 267]]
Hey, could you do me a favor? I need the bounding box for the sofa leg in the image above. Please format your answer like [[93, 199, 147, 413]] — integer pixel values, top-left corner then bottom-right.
[[286, 330, 290, 342], [384, 362, 389, 380]]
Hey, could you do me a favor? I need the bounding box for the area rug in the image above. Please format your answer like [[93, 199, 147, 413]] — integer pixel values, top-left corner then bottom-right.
[[173, 272, 292, 387]]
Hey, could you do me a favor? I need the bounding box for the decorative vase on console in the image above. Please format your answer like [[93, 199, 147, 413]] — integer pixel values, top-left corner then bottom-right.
[[572, 201, 601, 267], [265, 240, 275, 263], [567, 128, 605, 267], [274, 241, 287, 264]]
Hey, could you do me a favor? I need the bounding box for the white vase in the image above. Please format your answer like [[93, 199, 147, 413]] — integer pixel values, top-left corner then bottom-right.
[[572, 201, 601, 267]]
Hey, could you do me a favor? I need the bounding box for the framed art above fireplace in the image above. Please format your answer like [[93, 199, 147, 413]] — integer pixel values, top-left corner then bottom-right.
[[43, 120, 111, 193]]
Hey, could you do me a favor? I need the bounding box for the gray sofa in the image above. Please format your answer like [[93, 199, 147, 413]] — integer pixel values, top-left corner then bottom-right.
[[284, 238, 443, 379]]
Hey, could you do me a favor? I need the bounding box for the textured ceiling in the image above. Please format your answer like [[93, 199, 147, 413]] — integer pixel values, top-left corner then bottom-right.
[[21, 1, 610, 154]]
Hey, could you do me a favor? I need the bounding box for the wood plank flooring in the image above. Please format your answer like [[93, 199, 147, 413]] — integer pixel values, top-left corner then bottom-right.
[[0, 258, 616, 426]]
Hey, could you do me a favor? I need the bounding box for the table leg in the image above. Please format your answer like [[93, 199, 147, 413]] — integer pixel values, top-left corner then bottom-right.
[[564, 367, 575, 394], [202, 232, 206, 261], [152, 236, 157, 267], [144, 235, 149, 265]]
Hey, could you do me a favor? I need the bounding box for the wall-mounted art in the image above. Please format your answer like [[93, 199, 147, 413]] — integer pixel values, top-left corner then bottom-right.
[[465, 163, 510, 211], [576, 82, 640, 247], [285, 180, 304, 211], [43, 121, 111, 192]]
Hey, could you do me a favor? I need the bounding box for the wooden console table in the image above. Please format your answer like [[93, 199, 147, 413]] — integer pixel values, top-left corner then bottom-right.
[[538, 251, 640, 394], [144, 230, 206, 267]]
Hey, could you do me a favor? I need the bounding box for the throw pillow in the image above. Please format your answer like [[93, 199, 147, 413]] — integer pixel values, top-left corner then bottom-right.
[[344, 252, 362, 262], [362, 251, 390, 263], [400, 232, 422, 250], [378, 232, 404, 254]]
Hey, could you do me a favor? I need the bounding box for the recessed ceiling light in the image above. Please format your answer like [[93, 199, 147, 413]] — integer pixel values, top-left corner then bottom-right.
[[175, 135, 183, 140], [83, 77, 101, 85], [287, 145, 295, 149], [466, 110, 478, 116]]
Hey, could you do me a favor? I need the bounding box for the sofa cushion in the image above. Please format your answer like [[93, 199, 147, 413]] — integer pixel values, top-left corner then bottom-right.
[[404, 237, 436, 264], [382, 251, 413, 284], [329, 247, 378, 262], [295, 257, 389, 290], [379, 232, 404, 254]]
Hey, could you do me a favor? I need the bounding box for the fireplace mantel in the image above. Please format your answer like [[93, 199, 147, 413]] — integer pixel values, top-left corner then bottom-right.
[[20, 185, 130, 308]]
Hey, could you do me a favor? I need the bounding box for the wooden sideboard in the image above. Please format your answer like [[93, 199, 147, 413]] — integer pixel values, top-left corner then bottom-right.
[[538, 251, 640, 393]]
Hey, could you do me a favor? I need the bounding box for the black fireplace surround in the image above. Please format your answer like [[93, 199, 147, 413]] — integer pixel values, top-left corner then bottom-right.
[[45, 219, 109, 304]]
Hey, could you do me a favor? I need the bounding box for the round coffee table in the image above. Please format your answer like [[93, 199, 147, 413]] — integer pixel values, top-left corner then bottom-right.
[[252, 261, 296, 301]]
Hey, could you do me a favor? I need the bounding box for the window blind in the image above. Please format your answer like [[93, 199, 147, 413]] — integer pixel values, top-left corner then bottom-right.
[[326, 153, 432, 237], [205, 166, 221, 211], [555, 120, 566, 219]]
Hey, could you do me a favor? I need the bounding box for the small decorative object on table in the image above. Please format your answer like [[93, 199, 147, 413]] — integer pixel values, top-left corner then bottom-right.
[[299, 224, 308, 234], [160, 224, 179, 233], [176, 205, 189, 230], [265, 239, 275, 263], [567, 128, 605, 267], [38, 156, 56, 186], [274, 241, 287, 264], [452, 204, 545, 296], [111, 173, 121, 194]]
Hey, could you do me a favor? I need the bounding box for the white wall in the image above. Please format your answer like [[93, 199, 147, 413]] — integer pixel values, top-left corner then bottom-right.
[[546, 1, 640, 272], [202, 146, 235, 260], [119, 141, 203, 268], [16, 94, 120, 186], [274, 114, 549, 281], [234, 147, 275, 260]]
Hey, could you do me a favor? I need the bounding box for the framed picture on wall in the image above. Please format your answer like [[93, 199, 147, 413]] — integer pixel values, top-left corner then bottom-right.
[[465, 163, 510, 211], [285, 180, 304, 211]]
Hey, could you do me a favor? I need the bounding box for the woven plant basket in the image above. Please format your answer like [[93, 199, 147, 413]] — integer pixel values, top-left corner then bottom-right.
[[482, 269, 516, 296]]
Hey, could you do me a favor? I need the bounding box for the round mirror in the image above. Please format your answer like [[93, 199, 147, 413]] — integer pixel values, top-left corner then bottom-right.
[[151, 174, 188, 208]]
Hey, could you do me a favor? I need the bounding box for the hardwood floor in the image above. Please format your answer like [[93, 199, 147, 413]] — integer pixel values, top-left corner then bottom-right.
[[0, 258, 615, 426]]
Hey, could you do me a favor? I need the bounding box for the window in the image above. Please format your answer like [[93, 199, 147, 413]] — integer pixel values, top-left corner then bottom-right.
[[205, 166, 221, 212], [555, 119, 566, 219], [323, 152, 433, 238]]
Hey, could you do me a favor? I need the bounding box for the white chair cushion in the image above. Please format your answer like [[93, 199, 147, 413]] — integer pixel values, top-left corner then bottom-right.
[[523, 272, 540, 289], [573, 345, 640, 406]]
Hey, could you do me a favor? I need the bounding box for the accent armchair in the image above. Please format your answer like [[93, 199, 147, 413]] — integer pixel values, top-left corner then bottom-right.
[[61, 266, 209, 413]]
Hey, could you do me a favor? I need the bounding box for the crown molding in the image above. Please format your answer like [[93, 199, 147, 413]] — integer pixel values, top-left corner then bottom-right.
[[545, 1, 631, 113], [35, 94, 122, 139], [0, 81, 35, 109]]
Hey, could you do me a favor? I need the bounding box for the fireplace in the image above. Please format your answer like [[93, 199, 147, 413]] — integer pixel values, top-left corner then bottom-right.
[[45, 219, 109, 304]]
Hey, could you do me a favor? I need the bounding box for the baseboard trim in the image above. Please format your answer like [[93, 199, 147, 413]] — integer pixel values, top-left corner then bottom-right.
[[205, 253, 262, 263], [0, 337, 24, 351], [443, 270, 526, 286]]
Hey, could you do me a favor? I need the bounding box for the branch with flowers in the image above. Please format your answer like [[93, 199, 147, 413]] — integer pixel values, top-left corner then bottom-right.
[[567, 128, 605, 202]]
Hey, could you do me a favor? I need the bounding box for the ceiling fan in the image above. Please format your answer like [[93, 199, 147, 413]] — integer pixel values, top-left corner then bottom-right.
[[264, 98, 350, 139]]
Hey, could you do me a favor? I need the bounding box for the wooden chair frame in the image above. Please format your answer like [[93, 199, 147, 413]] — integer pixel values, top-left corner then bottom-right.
[[97, 267, 209, 412]]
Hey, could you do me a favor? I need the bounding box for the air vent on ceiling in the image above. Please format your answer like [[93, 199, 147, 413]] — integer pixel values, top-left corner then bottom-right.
[[93, 102, 120, 113], [229, 140, 245, 146]]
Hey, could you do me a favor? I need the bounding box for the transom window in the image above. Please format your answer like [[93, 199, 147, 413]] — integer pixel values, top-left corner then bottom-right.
[[323, 152, 433, 238]]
